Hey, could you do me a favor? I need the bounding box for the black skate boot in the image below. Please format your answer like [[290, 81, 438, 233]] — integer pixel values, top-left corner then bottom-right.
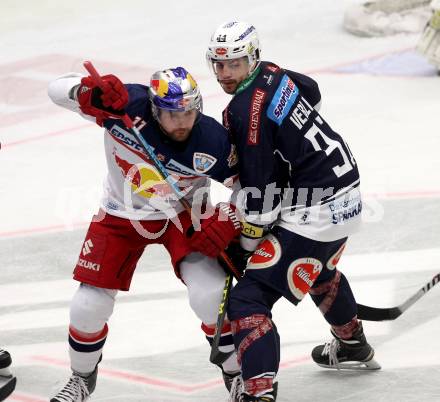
[[0, 349, 12, 370], [312, 322, 380, 370], [50, 366, 98, 402], [0, 349, 16, 401]]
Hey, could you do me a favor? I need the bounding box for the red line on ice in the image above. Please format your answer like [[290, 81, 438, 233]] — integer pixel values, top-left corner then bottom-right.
[[31, 356, 221, 393], [1, 123, 90, 149], [0, 221, 88, 238], [31, 354, 309, 393]]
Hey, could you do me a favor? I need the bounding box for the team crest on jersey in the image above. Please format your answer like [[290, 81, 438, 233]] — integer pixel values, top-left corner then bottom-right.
[[287, 258, 322, 301], [267, 75, 299, 126], [193, 152, 217, 173], [247, 235, 282, 270], [327, 242, 346, 270]]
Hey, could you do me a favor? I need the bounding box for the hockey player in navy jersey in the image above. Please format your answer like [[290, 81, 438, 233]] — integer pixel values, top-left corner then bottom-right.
[[197, 21, 381, 401], [48, 67, 243, 401]]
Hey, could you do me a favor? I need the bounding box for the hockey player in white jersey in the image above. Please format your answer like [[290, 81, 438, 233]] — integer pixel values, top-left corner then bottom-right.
[[48, 67, 243, 401], [0, 349, 16, 401]]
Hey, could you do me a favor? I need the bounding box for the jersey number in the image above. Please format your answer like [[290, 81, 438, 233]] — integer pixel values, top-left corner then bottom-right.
[[304, 118, 355, 178]]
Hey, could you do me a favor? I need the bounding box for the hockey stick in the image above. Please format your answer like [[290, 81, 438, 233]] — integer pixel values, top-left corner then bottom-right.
[[357, 272, 440, 321], [83, 61, 238, 364], [209, 272, 234, 365]]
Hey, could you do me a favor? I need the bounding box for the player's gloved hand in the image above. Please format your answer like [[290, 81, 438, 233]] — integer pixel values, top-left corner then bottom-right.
[[188, 203, 241, 258], [77, 74, 129, 126], [222, 237, 252, 274]]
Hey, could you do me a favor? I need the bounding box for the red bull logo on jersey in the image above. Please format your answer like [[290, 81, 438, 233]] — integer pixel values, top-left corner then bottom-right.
[[247, 234, 282, 269], [267, 75, 299, 126], [114, 153, 172, 199], [287, 257, 322, 301]]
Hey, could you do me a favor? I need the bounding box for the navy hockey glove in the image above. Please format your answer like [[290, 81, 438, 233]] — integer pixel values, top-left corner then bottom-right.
[[222, 237, 252, 274], [77, 74, 128, 126], [188, 203, 241, 258]]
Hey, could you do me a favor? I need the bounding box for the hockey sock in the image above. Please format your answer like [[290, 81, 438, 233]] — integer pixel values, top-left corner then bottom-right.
[[69, 324, 108, 374], [231, 314, 279, 396], [202, 322, 240, 373], [309, 270, 358, 327]]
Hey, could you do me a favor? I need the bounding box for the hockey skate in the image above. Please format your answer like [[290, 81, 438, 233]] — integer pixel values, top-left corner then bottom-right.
[[238, 382, 278, 401], [312, 323, 381, 370], [0, 349, 16, 401], [223, 370, 243, 402], [50, 366, 98, 402], [237, 382, 278, 402]]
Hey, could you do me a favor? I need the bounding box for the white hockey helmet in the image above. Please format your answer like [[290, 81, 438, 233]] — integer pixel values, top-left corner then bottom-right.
[[206, 21, 261, 75]]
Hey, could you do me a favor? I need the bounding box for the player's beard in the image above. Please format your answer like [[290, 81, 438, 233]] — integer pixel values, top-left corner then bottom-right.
[[167, 128, 191, 142]]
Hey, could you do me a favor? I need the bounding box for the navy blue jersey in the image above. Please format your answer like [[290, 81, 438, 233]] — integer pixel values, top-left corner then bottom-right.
[[104, 84, 237, 185], [223, 61, 359, 224]]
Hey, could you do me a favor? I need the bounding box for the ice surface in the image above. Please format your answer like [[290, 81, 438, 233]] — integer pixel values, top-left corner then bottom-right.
[[1, 1, 439, 401]]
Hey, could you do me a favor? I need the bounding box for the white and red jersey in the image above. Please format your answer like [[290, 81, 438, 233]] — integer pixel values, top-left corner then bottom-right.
[[48, 73, 238, 221]]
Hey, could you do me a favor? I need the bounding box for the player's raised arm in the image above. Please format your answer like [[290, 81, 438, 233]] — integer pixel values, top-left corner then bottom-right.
[[48, 72, 128, 126]]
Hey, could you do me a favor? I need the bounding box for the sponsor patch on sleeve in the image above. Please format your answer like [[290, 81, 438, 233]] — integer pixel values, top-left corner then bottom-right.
[[267, 75, 299, 126], [247, 88, 267, 145]]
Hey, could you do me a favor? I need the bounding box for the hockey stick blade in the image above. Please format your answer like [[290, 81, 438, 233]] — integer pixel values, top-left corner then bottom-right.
[[357, 304, 402, 321], [357, 272, 440, 321], [209, 274, 233, 365]]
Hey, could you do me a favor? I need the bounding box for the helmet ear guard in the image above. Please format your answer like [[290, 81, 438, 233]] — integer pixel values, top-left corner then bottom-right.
[[206, 21, 261, 76], [148, 67, 203, 119]]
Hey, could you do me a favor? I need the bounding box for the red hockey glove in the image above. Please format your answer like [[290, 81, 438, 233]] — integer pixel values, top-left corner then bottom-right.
[[77, 74, 129, 126], [189, 203, 242, 258]]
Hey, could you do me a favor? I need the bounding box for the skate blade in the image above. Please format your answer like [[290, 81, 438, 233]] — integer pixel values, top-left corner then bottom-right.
[[0, 375, 17, 400], [317, 358, 381, 371]]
